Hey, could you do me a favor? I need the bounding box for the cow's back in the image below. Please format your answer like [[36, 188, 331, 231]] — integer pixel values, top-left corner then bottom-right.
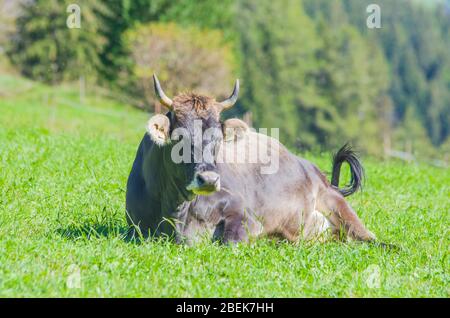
[[214, 132, 323, 234]]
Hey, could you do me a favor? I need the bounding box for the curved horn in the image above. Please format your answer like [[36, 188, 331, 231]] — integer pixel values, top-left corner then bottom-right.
[[153, 74, 173, 109], [218, 79, 239, 111]]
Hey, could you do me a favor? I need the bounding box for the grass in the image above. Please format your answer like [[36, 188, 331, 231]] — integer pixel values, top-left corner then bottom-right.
[[0, 74, 448, 297]]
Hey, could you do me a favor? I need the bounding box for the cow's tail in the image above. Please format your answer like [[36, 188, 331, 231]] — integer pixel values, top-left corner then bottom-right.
[[331, 143, 364, 197]]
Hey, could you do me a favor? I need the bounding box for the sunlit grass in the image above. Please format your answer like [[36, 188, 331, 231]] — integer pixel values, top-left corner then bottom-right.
[[0, 75, 448, 297]]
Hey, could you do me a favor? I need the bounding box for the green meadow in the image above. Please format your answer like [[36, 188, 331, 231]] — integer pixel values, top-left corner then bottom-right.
[[0, 75, 448, 297]]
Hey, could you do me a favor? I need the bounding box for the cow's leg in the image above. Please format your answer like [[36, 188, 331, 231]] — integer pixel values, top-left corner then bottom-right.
[[180, 217, 215, 245], [300, 196, 327, 240], [278, 196, 330, 242], [318, 189, 376, 241], [303, 210, 331, 241], [223, 213, 248, 243], [221, 211, 263, 244], [214, 196, 263, 244], [281, 210, 330, 242]]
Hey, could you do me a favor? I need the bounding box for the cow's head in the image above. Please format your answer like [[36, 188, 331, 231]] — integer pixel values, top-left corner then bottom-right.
[[146, 74, 245, 196]]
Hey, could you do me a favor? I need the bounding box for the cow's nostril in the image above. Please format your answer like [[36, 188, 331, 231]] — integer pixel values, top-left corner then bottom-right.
[[196, 172, 220, 187], [196, 174, 206, 186], [188, 172, 221, 194]]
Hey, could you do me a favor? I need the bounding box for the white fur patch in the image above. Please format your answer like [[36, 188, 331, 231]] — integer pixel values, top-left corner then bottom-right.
[[146, 114, 171, 147], [223, 118, 249, 142]]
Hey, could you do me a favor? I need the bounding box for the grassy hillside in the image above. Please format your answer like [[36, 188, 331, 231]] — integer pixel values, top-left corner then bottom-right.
[[0, 75, 448, 297]]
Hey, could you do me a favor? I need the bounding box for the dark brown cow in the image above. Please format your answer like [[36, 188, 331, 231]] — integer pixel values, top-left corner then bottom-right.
[[125, 75, 376, 244]]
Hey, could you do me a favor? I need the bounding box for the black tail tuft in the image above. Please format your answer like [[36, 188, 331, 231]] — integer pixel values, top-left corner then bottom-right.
[[331, 143, 365, 197]]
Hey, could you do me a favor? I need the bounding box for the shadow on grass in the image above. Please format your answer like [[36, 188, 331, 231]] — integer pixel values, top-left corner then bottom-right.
[[56, 222, 145, 244], [55, 221, 401, 250], [55, 221, 176, 245], [56, 222, 126, 239]]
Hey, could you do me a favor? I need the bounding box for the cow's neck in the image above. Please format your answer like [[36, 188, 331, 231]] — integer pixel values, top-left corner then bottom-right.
[[157, 147, 196, 216]]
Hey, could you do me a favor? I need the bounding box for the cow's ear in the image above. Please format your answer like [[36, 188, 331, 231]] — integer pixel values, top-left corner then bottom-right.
[[222, 118, 249, 142], [146, 114, 171, 146]]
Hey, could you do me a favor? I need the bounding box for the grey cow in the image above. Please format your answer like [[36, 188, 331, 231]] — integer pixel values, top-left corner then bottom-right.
[[125, 75, 376, 244]]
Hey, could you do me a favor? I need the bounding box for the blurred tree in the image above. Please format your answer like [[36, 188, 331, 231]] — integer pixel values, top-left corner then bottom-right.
[[236, 0, 323, 148], [0, 0, 21, 52], [312, 18, 391, 154], [0, 0, 23, 72], [393, 106, 437, 157], [99, 0, 236, 83], [439, 136, 450, 164], [5, 0, 449, 156], [341, 0, 450, 148], [123, 22, 236, 111], [8, 0, 109, 84], [238, 0, 391, 153]]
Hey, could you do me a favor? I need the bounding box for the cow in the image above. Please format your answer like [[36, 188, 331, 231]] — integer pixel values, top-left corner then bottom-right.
[[125, 75, 376, 244]]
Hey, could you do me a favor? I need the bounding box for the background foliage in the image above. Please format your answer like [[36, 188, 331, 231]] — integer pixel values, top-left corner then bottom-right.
[[123, 22, 235, 109], [2, 0, 450, 158]]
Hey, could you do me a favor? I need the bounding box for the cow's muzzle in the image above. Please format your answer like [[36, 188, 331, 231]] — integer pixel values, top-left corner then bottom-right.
[[186, 171, 221, 195]]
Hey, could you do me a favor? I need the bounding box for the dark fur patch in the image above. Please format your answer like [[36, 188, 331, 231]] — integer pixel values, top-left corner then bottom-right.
[[173, 93, 216, 117], [331, 143, 365, 197]]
